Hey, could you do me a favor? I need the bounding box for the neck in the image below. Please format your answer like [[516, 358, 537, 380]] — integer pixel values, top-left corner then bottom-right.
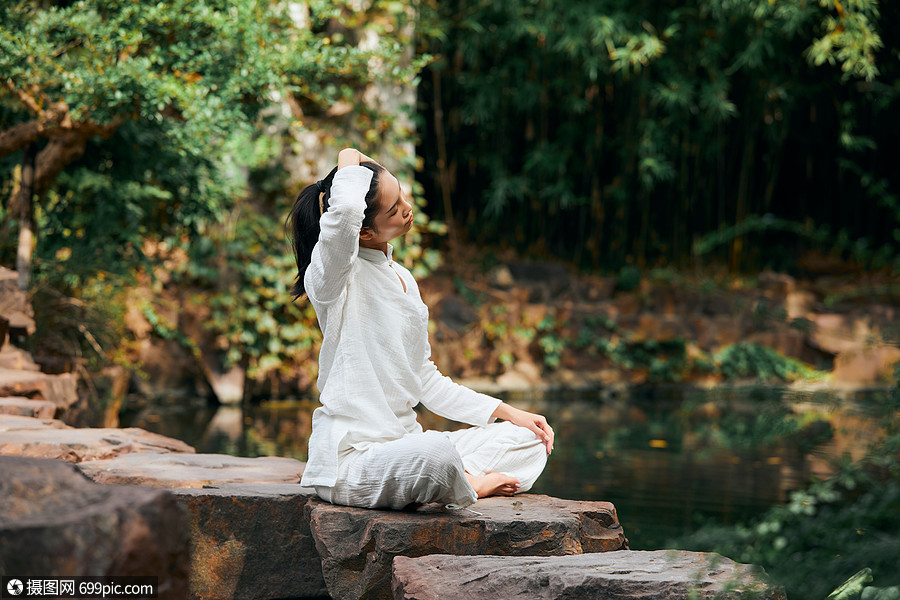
[[359, 239, 389, 256]]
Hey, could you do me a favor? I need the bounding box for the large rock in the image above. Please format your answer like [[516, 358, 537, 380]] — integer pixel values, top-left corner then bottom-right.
[[310, 494, 628, 600], [392, 550, 786, 600], [0, 419, 195, 463], [806, 313, 874, 355], [832, 345, 900, 386], [0, 456, 189, 599], [79, 452, 304, 488], [0, 396, 56, 419], [0, 367, 78, 412], [173, 484, 327, 600]]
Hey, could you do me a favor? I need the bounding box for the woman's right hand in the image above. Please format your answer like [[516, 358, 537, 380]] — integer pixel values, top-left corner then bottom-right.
[[337, 148, 378, 170]]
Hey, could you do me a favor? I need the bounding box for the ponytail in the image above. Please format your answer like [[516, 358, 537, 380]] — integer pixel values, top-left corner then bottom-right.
[[287, 161, 384, 299]]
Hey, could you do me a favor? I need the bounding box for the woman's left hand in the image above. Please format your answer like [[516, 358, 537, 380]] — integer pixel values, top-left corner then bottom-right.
[[492, 402, 554, 454]]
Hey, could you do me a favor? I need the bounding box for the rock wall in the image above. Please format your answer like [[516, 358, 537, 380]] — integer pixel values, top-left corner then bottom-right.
[[0, 267, 81, 419]]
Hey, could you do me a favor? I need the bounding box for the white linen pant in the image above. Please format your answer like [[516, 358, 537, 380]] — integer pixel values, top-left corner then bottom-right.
[[315, 421, 548, 510]]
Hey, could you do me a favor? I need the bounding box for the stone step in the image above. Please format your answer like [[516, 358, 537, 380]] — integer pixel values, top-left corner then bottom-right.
[[78, 452, 305, 488], [310, 494, 628, 600], [0, 347, 41, 371], [392, 551, 786, 600], [0, 414, 70, 431], [0, 396, 57, 419], [0, 368, 78, 412], [0, 456, 189, 599], [0, 416, 194, 463]]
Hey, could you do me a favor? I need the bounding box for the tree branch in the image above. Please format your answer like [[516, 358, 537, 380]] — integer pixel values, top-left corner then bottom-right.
[[0, 120, 47, 158], [7, 116, 123, 216]]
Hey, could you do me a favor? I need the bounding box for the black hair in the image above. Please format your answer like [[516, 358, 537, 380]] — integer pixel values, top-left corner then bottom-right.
[[287, 161, 384, 299]]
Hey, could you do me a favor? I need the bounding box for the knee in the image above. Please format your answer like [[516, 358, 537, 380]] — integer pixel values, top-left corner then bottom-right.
[[415, 434, 465, 478], [496, 420, 546, 446]]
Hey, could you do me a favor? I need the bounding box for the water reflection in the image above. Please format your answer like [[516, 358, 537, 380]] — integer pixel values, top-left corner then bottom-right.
[[120, 386, 879, 550], [121, 398, 317, 460]]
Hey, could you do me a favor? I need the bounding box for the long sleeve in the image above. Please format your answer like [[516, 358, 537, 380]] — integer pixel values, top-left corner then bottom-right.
[[417, 342, 501, 426], [304, 166, 374, 306]]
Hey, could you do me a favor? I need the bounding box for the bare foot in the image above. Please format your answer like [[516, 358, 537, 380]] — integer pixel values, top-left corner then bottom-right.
[[465, 472, 521, 498]]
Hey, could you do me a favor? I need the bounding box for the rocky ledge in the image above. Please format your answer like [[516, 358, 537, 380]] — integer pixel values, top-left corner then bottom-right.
[[170, 483, 627, 600], [309, 494, 628, 600], [0, 456, 189, 599], [0, 396, 56, 418], [79, 452, 305, 488], [0, 367, 78, 414], [0, 414, 194, 463], [392, 550, 786, 600]]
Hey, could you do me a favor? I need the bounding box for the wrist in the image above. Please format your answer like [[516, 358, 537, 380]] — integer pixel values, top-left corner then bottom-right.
[[490, 401, 513, 421]]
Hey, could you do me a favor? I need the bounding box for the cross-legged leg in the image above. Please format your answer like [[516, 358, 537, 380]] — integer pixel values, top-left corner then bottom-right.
[[318, 430, 478, 510], [446, 420, 549, 495]]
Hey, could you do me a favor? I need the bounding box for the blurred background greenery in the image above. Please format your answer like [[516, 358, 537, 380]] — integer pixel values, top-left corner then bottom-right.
[[1, 1, 898, 598]]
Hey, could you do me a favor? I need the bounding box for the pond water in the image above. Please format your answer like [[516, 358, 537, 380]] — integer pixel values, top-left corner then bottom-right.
[[121, 385, 879, 550]]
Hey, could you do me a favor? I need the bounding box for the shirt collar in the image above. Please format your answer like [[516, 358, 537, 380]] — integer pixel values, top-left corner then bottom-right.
[[358, 244, 393, 265]]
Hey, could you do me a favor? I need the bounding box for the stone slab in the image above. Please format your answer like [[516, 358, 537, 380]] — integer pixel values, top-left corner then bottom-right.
[[173, 484, 327, 599], [0, 425, 195, 463], [0, 456, 189, 599], [0, 396, 56, 419], [79, 452, 305, 488], [309, 494, 628, 600], [392, 550, 786, 600], [0, 414, 70, 431], [0, 367, 78, 411], [0, 346, 41, 371]]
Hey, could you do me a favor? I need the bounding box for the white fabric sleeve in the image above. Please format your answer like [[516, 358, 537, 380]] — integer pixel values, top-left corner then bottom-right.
[[418, 344, 502, 426], [304, 166, 374, 304]]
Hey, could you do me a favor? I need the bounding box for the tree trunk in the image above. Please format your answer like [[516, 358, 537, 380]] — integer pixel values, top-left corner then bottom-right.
[[432, 67, 459, 260], [16, 144, 37, 291]]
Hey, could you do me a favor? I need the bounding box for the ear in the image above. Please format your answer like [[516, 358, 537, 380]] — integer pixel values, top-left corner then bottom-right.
[[359, 227, 374, 241]]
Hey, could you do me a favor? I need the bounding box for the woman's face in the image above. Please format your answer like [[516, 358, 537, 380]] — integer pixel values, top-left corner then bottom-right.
[[361, 170, 413, 244]]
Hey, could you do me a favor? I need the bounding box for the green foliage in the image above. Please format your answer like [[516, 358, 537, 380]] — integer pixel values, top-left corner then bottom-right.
[[602, 338, 690, 382], [828, 569, 875, 600], [715, 343, 826, 382], [862, 586, 900, 600], [26, 265, 132, 370], [616, 265, 642, 292], [175, 206, 321, 381], [419, 0, 899, 270]]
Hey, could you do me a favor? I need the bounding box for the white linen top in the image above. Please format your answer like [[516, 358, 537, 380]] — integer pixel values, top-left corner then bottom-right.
[[299, 165, 502, 488]]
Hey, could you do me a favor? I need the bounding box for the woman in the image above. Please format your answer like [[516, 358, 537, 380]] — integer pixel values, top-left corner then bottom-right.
[[289, 148, 554, 510]]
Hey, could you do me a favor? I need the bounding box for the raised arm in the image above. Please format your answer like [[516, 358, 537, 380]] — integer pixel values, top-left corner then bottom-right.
[[304, 150, 375, 304]]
